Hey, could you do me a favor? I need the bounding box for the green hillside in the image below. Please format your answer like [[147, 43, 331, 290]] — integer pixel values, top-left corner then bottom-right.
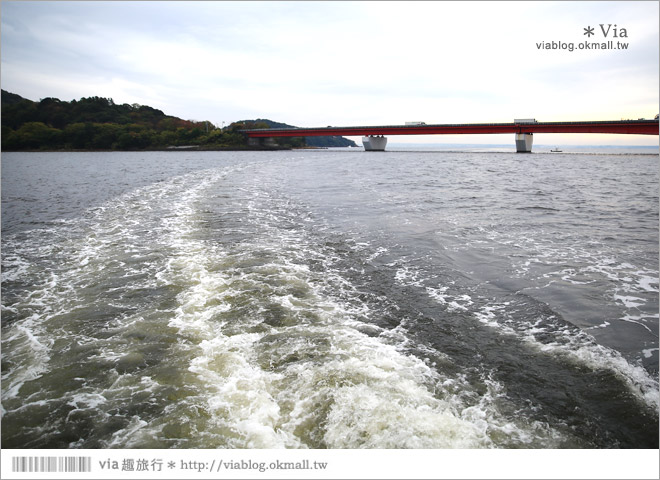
[[1, 90, 356, 150]]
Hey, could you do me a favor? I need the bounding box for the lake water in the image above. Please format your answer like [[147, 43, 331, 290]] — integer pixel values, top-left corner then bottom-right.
[[1, 149, 658, 448]]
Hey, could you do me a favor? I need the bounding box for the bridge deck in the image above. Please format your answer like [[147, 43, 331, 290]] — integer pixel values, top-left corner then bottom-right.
[[242, 119, 659, 137]]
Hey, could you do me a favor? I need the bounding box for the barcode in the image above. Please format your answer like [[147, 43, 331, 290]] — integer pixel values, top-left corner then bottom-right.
[[12, 456, 92, 473]]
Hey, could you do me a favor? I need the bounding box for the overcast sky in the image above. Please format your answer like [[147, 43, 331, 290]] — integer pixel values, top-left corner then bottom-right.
[[1, 1, 658, 144]]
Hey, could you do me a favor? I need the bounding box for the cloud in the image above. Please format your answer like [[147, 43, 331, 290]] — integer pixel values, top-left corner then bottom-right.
[[1, 1, 657, 144]]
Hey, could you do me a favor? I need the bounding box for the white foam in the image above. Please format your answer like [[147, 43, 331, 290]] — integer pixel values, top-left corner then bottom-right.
[[366, 246, 389, 262], [144, 173, 582, 449], [1, 168, 228, 424], [67, 392, 107, 410], [642, 348, 658, 359], [619, 314, 656, 334], [473, 303, 660, 410], [323, 382, 487, 448], [614, 294, 646, 309], [106, 415, 149, 448], [5, 160, 653, 448], [637, 275, 659, 293], [426, 285, 473, 312], [394, 266, 424, 287], [1, 317, 53, 400], [586, 320, 611, 330]]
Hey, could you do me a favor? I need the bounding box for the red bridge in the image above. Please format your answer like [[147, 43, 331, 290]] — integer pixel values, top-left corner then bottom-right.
[[242, 118, 659, 152]]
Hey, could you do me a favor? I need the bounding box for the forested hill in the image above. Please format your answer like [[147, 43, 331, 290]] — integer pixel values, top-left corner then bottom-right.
[[248, 119, 357, 148], [1, 90, 356, 150]]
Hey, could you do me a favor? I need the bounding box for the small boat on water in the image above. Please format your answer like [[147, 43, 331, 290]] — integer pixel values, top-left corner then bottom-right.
[[551, 147, 562, 152]]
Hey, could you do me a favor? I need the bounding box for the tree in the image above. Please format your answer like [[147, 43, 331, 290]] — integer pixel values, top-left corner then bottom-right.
[[3, 122, 62, 150], [63, 122, 94, 149], [115, 130, 153, 150], [90, 123, 122, 149], [37, 97, 71, 129], [2, 99, 38, 129]]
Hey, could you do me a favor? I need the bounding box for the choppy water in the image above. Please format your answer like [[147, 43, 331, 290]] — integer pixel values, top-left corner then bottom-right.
[[1, 149, 658, 449]]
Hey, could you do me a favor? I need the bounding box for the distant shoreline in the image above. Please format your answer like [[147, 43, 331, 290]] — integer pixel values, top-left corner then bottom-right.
[[0, 146, 330, 153]]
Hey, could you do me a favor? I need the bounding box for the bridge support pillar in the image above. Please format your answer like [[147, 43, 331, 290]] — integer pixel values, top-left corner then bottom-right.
[[363, 135, 387, 151], [515, 133, 533, 153]]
